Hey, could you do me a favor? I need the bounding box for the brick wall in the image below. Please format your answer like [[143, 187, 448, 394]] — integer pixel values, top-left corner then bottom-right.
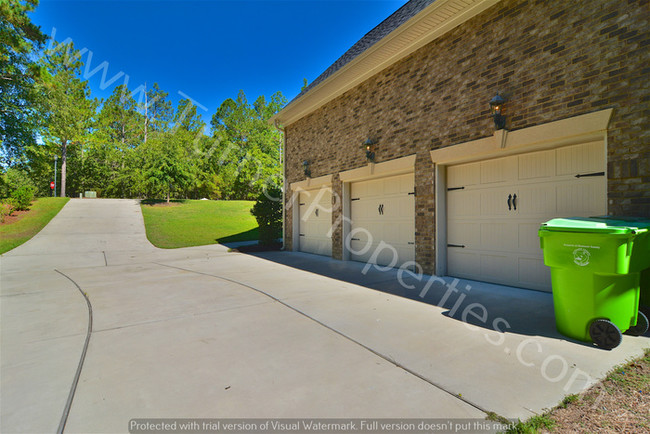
[[284, 0, 650, 273]]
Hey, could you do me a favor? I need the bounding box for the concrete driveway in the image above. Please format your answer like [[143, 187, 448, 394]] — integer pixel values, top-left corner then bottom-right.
[[1, 199, 648, 433]]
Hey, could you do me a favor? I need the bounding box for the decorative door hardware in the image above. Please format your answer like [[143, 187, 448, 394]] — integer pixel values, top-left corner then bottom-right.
[[448, 186, 465, 191], [448, 244, 465, 248], [575, 171, 605, 178], [315, 209, 319, 217], [378, 204, 385, 215], [506, 193, 518, 211]]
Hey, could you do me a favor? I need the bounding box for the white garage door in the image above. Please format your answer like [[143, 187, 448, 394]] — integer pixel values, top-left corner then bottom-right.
[[447, 141, 607, 291], [349, 173, 415, 267], [298, 189, 332, 256]]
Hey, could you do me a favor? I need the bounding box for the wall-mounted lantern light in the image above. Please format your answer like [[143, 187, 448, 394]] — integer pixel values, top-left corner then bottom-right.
[[363, 138, 376, 162], [302, 160, 311, 177], [489, 93, 506, 130]]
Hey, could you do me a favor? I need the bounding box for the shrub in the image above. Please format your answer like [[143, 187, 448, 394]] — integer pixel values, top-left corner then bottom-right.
[[0, 201, 15, 223], [250, 186, 282, 245], [11, 186, 35, 211], [1, 168, 36, 198]]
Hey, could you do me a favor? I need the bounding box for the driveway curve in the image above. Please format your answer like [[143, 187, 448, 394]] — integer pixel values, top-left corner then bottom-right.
[[2, 199, 486, 434]]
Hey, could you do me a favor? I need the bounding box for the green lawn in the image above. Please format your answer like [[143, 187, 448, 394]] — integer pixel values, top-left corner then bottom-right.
[[140, 199, 259, 248], [0, 197, 70, 255]]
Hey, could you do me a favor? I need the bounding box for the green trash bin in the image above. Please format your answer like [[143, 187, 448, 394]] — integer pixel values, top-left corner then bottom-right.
[[539, 217, 649, 349], [587, 216, 650, 320]]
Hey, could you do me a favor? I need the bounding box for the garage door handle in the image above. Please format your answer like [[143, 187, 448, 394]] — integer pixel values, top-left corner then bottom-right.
[[507, 194, 512, 210], [513, 194, 517, 210]]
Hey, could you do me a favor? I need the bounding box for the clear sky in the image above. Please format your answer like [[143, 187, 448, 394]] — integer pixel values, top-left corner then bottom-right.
[[31, 0, 408, 120]]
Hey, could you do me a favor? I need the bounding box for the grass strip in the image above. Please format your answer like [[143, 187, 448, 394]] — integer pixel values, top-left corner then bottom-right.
[[0, 197, 70, 254]]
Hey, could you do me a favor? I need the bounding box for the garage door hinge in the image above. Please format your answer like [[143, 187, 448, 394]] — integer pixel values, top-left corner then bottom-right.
[[351, 198, 360, 201], [448, 244, 465, 248], [350, 237, 360, 241], [448, 186, 465, 191], [408, 191, 415, 195], [299, 233, 305, 237], [408, 242, 415, 245], [299, 203, 305, 206], [575, 171, 605, 178]]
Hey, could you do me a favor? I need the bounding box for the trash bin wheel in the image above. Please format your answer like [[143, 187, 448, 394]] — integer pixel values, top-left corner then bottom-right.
[[625, 311, 649, 337], [640, 305, 650, 321], [589, 319, 622, 350]]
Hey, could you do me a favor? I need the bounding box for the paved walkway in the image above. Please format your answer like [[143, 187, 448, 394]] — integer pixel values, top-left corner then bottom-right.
[[1, 199, 648, 433]]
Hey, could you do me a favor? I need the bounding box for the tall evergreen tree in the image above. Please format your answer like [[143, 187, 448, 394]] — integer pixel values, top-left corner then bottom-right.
[[41, 41, 96, 197], [142, 82, 172, 142]]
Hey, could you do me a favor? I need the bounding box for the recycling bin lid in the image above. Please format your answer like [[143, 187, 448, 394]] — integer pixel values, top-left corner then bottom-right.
[[540, 217, 648, 234], [589, 216, 650, 230]]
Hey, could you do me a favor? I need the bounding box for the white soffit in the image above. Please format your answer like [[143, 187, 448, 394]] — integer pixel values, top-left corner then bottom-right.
[[274, 0, 500, 126]]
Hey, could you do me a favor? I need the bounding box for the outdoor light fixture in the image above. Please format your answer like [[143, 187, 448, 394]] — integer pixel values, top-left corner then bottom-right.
[[489, 92, 506, 130], [363, 138, 376, 162], [302, 160, 311, 177]]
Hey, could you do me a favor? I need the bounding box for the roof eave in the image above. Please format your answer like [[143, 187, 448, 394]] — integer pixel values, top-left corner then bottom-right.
[[272, 0, 501, 127]]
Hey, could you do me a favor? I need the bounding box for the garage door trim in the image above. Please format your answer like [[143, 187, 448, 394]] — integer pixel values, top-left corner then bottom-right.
[[431, 110, 612, 279], [290, 175, 333, 255], [340, 155, 416, 262]]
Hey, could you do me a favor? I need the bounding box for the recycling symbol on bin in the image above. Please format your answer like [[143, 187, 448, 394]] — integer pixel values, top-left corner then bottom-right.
[[573, 248, 590, 266]]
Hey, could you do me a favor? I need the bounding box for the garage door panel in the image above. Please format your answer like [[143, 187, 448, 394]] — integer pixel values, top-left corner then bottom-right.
[[518, 222, 544, 253], [448, 190, 480, 217], [556, 141, 605, 176], [480, 222, 517, 251], [517, 184, 556, 216], [518, 257, 551, 289], [480, 189, 513, 217], [350, 182, 368, 198], [448, 222, 480, 247], [481, 155, 517, 184], [448, 162, 480, 188], [382, 196, 414, 218], [481, 254, 517, 281], [556, 179, 606, 216], [448, 250, 480, 277], [518, 150, 556, 180]]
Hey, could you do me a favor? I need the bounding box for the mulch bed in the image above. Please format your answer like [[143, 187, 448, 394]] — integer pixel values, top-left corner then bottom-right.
[[0, 209, 29, 226]]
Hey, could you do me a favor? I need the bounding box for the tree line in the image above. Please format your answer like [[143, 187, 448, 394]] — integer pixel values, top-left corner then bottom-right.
[[1, 0, 286, 203]]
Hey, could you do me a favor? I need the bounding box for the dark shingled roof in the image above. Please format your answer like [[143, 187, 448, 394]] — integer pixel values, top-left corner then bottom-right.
[[292, 0, 437, 102]]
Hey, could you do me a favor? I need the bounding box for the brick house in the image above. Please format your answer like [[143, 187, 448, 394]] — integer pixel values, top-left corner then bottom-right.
[[272, 0, 649, 292]]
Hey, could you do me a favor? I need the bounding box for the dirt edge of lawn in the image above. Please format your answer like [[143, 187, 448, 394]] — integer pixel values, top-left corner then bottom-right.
[[500, 347, 650, 433]]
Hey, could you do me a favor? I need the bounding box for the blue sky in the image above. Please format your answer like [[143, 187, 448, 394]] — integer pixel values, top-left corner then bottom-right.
[[31, 0, 408, 118]]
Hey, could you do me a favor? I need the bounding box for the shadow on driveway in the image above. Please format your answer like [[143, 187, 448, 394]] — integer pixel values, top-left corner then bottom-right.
[[238, 250, 650, 346]]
